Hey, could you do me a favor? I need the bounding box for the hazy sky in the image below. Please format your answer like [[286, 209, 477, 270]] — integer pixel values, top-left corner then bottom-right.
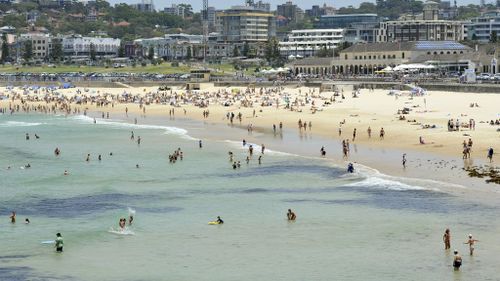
[[110, 0, 484, 11]]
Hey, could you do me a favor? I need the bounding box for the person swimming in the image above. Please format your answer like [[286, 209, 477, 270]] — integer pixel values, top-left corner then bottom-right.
[[10, 211, 15, 223], [64, 170, 69, 176], [25, 218, 30, 224], [119, 218, 126, 229], [128, 215, 134, 225], [287, 209, 296, 221], [216, 216, 224, 224]]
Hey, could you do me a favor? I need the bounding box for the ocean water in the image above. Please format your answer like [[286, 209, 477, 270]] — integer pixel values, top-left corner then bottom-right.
[[1, 113, 500, 281]]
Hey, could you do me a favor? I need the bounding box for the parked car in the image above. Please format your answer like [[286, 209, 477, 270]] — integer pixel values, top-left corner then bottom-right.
[[477, 73, 491, 80]]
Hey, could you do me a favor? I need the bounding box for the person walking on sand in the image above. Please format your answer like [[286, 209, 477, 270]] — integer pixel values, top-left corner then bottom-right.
[[352, 128, 357, 141], [453, 250, 462, 270], [367, 126, 372, 138], [464, 234, 479, 256], [443, 228, 451, 250], [379, 127, 385, 139], [487, 147, 494, 163]]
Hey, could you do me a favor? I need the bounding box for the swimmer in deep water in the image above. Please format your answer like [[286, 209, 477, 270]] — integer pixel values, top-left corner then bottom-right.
[[10, 211, 15, 223], [129, 215, 133, 225], [287, 209, 296, 221], [216, 216, 224, 224], [25, 218, 30, 224]]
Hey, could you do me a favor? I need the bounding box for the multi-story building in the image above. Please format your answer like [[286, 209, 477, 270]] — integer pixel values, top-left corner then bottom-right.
[[377, 20, 464, 42], [306, 4, 335, 18], [216, 6, 276, 43], [134, 33, 233, 61], [207, 7, 216, 31], [376, 0, 464, 42], [318, 14, 379, 29], [276, 1, 304, 24], [131, 0, 154, 12], [439, 1, 458, 20], [468, 12, 500, 42], [279, 29, 344, 58], [19, 33, 52, 59], [164, 4, 185, 18], [251, 1, 271, 12], [289, 41, 473, 75], [62, 35, 121, 58]]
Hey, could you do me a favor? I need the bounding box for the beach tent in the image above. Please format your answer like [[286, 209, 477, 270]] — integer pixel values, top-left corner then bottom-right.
[[393, 64, 435, 71]]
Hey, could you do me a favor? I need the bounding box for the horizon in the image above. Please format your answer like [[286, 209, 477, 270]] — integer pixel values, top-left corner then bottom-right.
[[108, 0, 487, 11]]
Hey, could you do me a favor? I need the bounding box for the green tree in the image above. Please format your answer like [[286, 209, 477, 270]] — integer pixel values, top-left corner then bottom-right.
[[89, 43, 96, 61], [23, 40, 33, 62], [118, 43, 125, 57], [316, 45, 334, 57], [147, 45, 154, 60], [265, 38, 283, 67], [232, 46, 240, 57], [186, 45, 192, 60], [491, 31, 498, 43], [242, 42, 250, 57], [178, 4, 193, 18], [51, 40, 63, 62], [1, 34, 9, 62]]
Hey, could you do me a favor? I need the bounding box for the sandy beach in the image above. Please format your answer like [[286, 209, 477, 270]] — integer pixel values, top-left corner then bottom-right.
[[2, 82, 500, 281], [1, 83, 498, 189]]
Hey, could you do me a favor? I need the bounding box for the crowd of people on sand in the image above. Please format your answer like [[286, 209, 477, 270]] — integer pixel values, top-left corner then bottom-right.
[[447, 118, 476, 131], [2, 84, 496, 265]]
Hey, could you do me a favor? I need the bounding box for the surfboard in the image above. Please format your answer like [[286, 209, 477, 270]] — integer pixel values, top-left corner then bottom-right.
[[41, 240, 55, 244], [208, 221, 220, 225]]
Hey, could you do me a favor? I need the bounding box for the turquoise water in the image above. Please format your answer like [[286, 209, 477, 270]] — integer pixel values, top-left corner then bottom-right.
[[1, 113, 500, 280]]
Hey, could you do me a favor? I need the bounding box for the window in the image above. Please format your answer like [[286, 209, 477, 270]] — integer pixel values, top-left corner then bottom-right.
[[402, 52, 405, 59]]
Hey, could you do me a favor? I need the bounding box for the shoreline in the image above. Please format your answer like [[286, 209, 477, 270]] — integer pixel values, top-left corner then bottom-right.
[[1, 83, 498, 194], [75, 108, 500, 206]]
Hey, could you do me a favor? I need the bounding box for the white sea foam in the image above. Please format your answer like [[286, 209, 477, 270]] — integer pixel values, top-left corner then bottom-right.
[[345, 176, 430, 191], [71, 115, 196, 140], [108, 227, 135, 236], [223, 140, 298, 157], [0, 121, 44, 127]]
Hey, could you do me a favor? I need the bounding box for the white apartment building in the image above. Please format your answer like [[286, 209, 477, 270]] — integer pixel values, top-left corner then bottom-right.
[[62, 35, 121, 58], [19, 33, 52, 59], [279, 29, 344, 58]]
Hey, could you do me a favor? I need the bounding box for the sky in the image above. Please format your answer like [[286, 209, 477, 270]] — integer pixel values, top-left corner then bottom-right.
[[109, 0, 485, 11]]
